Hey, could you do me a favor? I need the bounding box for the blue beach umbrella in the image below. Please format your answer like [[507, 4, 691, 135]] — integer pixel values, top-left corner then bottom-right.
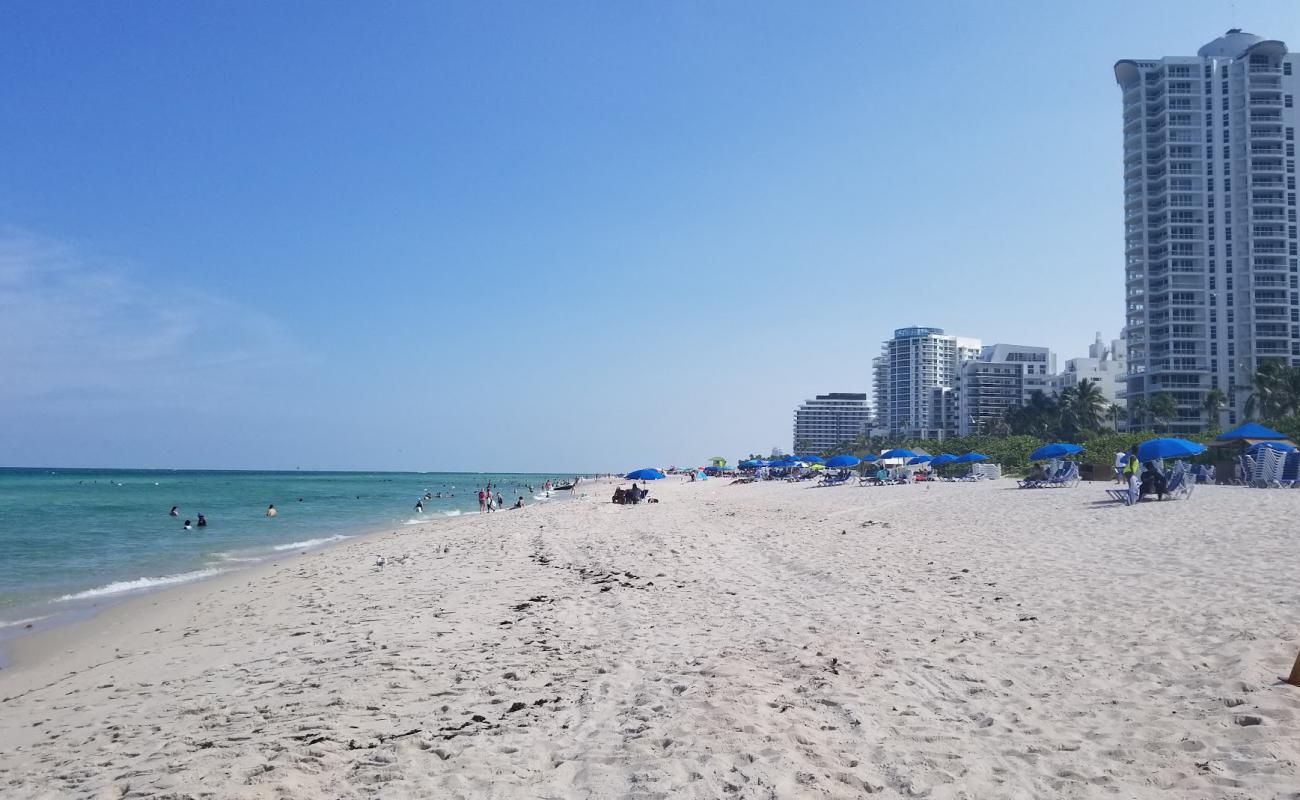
[[930, 453, 958, 466], [1029, 443, 1084, 461], [881, 448, 917, 459], [825, 454, 861, 468], [955, 452, 989, 463], [1135, 438, 1205, 462], [907, 455, 933, 465], [859, 453, 880, 462], [1216, 422, 1288, 442], [624, 468, 666, 480], [796, 455, 826, 464]]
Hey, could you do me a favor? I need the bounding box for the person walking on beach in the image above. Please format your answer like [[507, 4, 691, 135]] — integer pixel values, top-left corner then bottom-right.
[[478, 489, 487, 513]]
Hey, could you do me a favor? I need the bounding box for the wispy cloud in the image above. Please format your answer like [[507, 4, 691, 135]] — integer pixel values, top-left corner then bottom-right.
[[0, 228, 311, 408]]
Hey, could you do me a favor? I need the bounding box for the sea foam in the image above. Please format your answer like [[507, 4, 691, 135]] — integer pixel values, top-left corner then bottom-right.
[[270, 534, 350, 551], [57, 568, 228, 601]]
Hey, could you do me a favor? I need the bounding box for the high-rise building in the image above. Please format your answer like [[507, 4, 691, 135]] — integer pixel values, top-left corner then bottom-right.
[[1115, 31, 1299, 433], [791, 393, 871, 454], [1049, 332, 1128, 416], [872, 327, 981, 438], [955, 344, 1056, 435]]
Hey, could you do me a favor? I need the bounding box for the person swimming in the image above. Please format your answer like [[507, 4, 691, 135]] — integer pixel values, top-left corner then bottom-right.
[[183, 519, 192, 530], [197, 513, 207, 528], [415, 499, 424, 513], [267, 504, 277, 518], [169, 506, 179, 517]]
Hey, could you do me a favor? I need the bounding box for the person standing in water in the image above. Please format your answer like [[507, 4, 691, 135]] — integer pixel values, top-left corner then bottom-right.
[[197, 513, 207, 528], [267, 504, 278, 518], [169, 506, 179, 517], [415, 498, 424, 513], [183, 519, 192, 530], [495, 491, 503, 509], [477, 489, 486, 513]]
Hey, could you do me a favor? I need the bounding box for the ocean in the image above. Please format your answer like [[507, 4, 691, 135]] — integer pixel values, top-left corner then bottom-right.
[[0, 468, 580, 637]]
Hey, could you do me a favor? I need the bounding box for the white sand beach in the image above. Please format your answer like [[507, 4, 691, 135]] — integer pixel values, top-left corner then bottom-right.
[[1, 477, 1298, 798]]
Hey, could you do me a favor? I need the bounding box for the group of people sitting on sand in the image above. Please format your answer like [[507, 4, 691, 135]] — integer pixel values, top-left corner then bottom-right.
[[611, 482, 652, 504]]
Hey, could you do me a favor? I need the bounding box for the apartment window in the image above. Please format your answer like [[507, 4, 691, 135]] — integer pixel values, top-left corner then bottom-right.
[[1222, 97, 1229, 111], [1286, 63, 1293, 76], [1287, 95, 1294, 108], [1223, 113, 1230, 127], [1222, 145, 1230, 160]]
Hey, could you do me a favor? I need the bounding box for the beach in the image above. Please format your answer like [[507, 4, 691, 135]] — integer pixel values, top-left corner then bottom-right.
[[1, 476, 1297, 798]]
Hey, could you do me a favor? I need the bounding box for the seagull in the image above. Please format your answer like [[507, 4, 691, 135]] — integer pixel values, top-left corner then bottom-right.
[[374, 555, 386, 568]]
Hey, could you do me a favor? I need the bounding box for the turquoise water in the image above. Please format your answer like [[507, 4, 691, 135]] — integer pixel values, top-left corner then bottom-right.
[[0, 468, 580, 630]]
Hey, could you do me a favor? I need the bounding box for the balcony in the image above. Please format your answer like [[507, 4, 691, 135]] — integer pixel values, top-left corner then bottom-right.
[[1249, 64, 1282, 74], [1249, 94, 1283, 107], [1251, 126, 1284, 138], [1250, 111, 1283, 123], [1251, 160, 1284, 172], [1250, 145, 1284, 156], [1251, 175, 1284, 187]]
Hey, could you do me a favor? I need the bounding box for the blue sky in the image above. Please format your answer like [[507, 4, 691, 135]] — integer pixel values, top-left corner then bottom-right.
[[2, 1, 1297, 472]]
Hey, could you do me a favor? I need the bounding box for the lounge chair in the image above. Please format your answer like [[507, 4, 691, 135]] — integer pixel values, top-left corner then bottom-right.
[[1104, 487, 1135, 504], [1163, 463, 1194, 500]]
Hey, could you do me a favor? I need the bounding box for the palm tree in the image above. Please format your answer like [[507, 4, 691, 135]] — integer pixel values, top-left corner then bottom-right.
[[1065, 379, 1107, 433], [1004, 391, 1060, 438], [1201, 389, 1227, 428], [1105, 402, 1125, 431], [1238, 360, 1290, 420], [1148, 392, 1178, 433], [1128, 396, 1148, 430]]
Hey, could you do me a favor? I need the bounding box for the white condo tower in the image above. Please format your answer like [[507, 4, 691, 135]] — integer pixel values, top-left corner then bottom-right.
[[1115, 30, 1298, 432]]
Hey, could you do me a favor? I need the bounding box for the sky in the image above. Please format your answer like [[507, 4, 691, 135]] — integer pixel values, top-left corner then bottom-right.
[[2, 1, 1298, 472]]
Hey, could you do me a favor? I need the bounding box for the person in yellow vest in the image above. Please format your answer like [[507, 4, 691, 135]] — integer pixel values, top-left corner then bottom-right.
[[1123, 448, 1141, 505]]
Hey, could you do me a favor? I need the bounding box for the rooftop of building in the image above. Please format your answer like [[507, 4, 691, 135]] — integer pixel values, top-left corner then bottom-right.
[[1197, 29, 1265, 58]]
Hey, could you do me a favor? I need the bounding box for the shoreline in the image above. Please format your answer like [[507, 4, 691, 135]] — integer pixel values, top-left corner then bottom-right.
[[0, 477, 597, 669]]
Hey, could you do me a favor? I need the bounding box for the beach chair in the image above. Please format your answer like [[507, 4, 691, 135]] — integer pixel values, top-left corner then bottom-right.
[[1163, 463, 1194, 500], [1104, 485, 1136, 505], [1050, 462, 1080, 488], [1253, 448, 1284, 488], [1283, 452, 1300, 487]]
